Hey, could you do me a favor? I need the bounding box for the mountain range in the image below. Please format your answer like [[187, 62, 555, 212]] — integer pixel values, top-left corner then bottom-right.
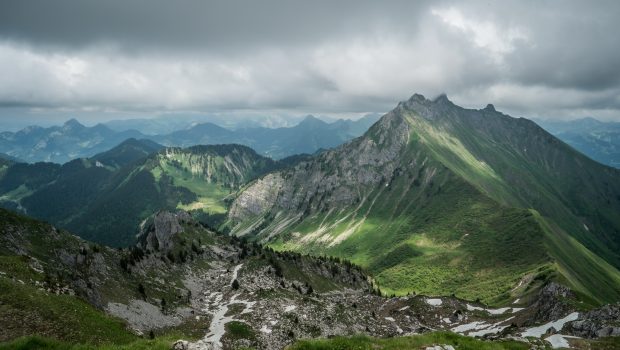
[[0, 114, 381, 163], [1, 93, 620, 349], [535, 117, 620, 168], [0, 119, 145, 164]]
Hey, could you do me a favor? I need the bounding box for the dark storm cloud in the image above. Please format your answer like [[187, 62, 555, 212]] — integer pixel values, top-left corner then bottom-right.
[[0, 0, 431, 51], [0, 0, 619, 122], [501, 1, 620, 91]]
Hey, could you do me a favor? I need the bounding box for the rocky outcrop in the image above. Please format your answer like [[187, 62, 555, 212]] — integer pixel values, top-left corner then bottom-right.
[[567, 304, 620, 338], [528, 282, 575, 324], [137, 211, 192, 252], [228, 173, 285, 218]]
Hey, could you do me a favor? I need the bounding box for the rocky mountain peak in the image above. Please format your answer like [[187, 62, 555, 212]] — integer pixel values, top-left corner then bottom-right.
[[397, 92, 455, 121], [298, 115, 327, 127], [63, 118, 85, 130], [484, 103, 496, 112], [433, 93, 452, 105], [408, 93, 428, 103]]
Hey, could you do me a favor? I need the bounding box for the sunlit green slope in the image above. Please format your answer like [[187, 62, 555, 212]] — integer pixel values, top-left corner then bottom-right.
[[228, 94, 620, 305]]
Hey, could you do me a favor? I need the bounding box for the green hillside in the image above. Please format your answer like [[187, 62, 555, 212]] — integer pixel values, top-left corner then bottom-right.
[[0, 207, 378, 348], [227, 94, 620, 305], [0, 142, 280, 246]]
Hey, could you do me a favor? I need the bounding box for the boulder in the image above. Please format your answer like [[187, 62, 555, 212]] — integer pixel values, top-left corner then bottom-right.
[[172, 339, 189, 350]]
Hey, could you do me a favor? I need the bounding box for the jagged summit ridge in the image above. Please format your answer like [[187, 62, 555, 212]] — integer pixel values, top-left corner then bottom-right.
[[397, 92, 504, 123], [397, 92, 458, 121]]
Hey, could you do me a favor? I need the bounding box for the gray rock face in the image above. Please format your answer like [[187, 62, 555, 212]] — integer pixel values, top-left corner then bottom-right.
[[568, 304, 620, 338], [172, 340, 189, 350], [228, 107, 411, 236], [228, 173, 284, 218], [529, 282, 575, 324], [137, 210, 192, 252], [398, 93, 456, 121]]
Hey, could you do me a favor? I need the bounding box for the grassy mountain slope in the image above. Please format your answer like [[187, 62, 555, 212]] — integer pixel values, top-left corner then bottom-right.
[[74, 144, 275, 245], [0, 142, 284, 246], [227, 94, 620, 305], [406, 97, 620, 268], [91, 138, 164, 169], [0, 209, 138, 345], [66, 144, 279, 245]]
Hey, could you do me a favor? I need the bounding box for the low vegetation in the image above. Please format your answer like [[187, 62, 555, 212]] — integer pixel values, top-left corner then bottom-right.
[[288, 332, 529, 350]]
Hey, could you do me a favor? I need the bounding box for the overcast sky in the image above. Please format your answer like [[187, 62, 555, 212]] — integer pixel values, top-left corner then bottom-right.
[[1, 0, 619, 128]]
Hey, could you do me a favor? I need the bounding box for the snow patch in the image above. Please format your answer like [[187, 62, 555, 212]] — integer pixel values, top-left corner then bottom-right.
[[521, 312, 579, 338], [451, 321, 488, 333], [426, 298, 443, 306], [466, 304, 484, 312], [466, 304, 517, 314], [230, 264, 243, 284], [468, 317, 514, 337], [545, 334, 580, 349], [487, 307, 510, 315], [284, 305, 297, 312]]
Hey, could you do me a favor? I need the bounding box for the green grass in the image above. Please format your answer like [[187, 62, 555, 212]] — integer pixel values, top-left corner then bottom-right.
[[0, 277, 136, 345], [535, 211, 620, 304], [267, 164, 553, 304], [581, 337, 620, 350], [225, 321, 256, 341], [288, 332, 529, 350], [0, 336, 175, 350], [155, 155, 236, 215]]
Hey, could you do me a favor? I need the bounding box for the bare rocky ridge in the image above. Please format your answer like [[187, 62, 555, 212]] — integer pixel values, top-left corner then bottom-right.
[[228, 107, 412, 237]]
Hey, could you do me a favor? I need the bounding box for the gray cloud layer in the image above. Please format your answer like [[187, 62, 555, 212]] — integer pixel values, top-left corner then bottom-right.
[[0, 0, 619, 122]]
